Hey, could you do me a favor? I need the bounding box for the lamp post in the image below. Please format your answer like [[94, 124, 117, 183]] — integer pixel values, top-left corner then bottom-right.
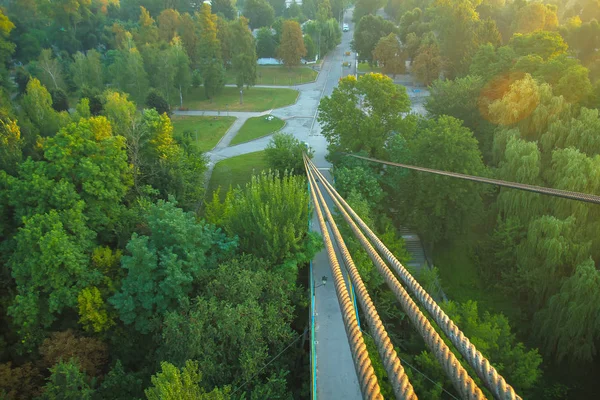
[[315, 276, 328, 289], [239, 89, 243, 105]]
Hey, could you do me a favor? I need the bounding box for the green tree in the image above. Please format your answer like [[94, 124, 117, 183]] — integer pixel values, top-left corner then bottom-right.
[[225, 170, 320, 269], [513, 2, 558, 34], [109, 199, 236, 333], [170, 36, 192, 109], [509, 31, 567, 60], [145, 361, 230, 400], [353, 0, 384, 22], [8, 206, 100, 347], [277, 20, 307, 67], [318, 73, 410, 158], [70, 50, 103, 93], [198, 3, 225, 99], [256, 27, 277, 58], [96, 360, 144, 400], [265, 132, 313, 174], [180, 13, 199, 66], [244, 0, 275, 29], [42, 116, 132, 235], [0, 118, 23, 175], [0, 9, 15, 89], [146, 89, 171, 115], [50, 88, 69, 112], [159, 256, 297, 393], [22, 78, 62, 137], [231, 17, 257, 89], [109, 35, 150, 104], [36, 49, 65, 91], [334, 166, 384, 207], [212, 0, 236, 20], [384, 116, 486, 244], [77, 286, 114, 333], [534, 258, 600, 364], [352, 14, 397, 63], [372, 33, 406, 77], [39, 360, 95, 400]]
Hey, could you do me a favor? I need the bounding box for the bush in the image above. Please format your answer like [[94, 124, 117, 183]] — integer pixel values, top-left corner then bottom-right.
[[50, 88, 69, 112], [146, 89, 170, 115], [265, 133, 313, 175]]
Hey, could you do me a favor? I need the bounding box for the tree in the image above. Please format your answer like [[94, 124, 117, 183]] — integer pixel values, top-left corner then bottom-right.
[[169, 36, 192, 108], [37, 49, 65, 90], [70, 50, 103, 93], [179, 13, 199, 66], [8, 206, 100, 347], [256, 27, 277, 58], [159, 256, 298, 391], [22, 78, 62, 137], [245, 0, 275, 29], [318, 73, 410, 158], [514, 2, 558, 34], [384, 116, 487, 244], [0, 118, 23, 175], [372, 33, 406, 77], [265, 132, 313, 174], [412, 41, 443, 85], [146, 89, 171, 115], [109, 35, 150, 104], [0, 362, 42, 400], [509, 31, 567, 61], [50, 88, 69, 112], [77, 286, 114, 333], [158, 8, 181, 43], [0, 9, 15, 89], [38, 360, 95, 400], [277, 20, 306, 68], [231, 17, 257, 89], [145, 360, 230, 400], [352, 14, 397, 63], [334, 166, 384, 207], [198, 3, 225, 99], [96, 360, 144, 400], [39, 330, 108, 377], [534, 258, 600, 364], [42, 116, 133, 235], [304, 35, 317, 61], [485, 73, 540, 127], [109, 199, 236, 333], [225, 171, 319, 269], [212, 0, 236, 20], [353, 0, 384, 22]]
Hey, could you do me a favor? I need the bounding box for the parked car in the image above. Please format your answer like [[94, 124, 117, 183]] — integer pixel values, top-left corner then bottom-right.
[[343, 23, 349, 32]]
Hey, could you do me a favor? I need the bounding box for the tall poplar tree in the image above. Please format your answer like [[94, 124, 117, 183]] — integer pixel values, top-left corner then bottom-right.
[[231, 17, 257, 89], [197, 3, 225, 99]]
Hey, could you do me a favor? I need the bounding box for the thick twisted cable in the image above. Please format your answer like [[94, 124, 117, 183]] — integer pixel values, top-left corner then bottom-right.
[[303, 157, 383, 400], [345, 154, 600, 205], [308, 158, 521, 400], [307, 160, 486, 400], [305, 157, 417, 400]]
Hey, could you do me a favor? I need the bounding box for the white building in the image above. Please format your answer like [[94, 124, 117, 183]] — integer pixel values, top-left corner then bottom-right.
[[285, 0, 302, 8]]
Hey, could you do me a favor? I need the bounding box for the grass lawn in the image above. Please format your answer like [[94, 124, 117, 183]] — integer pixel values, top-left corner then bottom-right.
[[207, 151, 269, 200], [171, 116, 236, 152], [182, 87, 298, 112], [358, 62, 381, 73], [229, 116, 285, 146], [434, 239, 522, 322], [225, 66, 318, 86]]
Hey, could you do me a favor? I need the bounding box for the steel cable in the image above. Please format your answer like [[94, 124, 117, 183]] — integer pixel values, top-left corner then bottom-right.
[[345, 153, 600, 205], [304, 155, 417, 400], [306, 158, 486, 400], [303, 157, 383, 400], [307, 157, 521, 400]]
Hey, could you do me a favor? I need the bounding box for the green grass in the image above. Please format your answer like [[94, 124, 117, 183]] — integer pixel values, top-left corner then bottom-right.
[[229, 116, 285, 146], [182, 87, 298, 112], [207, 151, 269, 200], [225, 66, 318, 86], [435, 239, 522, 322], [358, 62, 381, 73], [171, 116, 236, 152]]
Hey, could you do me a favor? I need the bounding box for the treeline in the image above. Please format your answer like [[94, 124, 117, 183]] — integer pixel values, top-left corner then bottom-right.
[[1, 0, 344, 114], [321, 0, 600, 397]]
